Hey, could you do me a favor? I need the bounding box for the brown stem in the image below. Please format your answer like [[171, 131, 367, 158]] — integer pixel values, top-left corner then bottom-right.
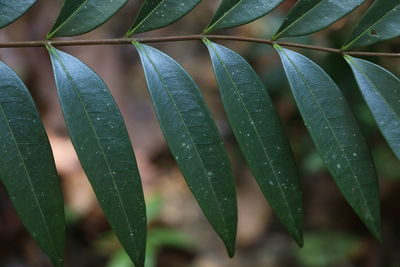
[[0, 34, 398, 57]]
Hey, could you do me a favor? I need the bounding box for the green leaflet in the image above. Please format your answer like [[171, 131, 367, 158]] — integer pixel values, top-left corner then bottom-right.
[[127, 0, 201, 35], [0, 61, 65, 266], [204, 0, 283, 33], [345, 56, 400, 160], [47, 0, 128, 38], [134, 42, 237, 257], [204, 40, 303, 246], [273, 0, 365, 39], [0, 0, 36, 28], [275, 45, 382, 240], [342, 0, 400, 49], [47, 47, 146, 267]]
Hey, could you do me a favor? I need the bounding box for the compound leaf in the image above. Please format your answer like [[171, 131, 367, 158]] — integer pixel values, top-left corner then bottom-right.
[[47, 0, 128, 38], [345, 56, 400, 160], [127, 0, 201, 35], [204, 0, 284, 33], [48, 47, 146, 267], [134, 42, 237, 257], [275, 45, 381, 240], [342, 0, 400, 49], [204, 40, 303, 246], [0, 61, 65, 266], [0, 0, 36, 28], [274, 0, 366, 39]]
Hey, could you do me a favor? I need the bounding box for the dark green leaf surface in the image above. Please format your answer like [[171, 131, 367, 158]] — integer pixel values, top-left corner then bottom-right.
[[0, 61, 65, 266], [274, 0, 365, 39], [134, 42, 237, 257], [204, 40, 303, 246], [48, 47, 146, 267], [47, 0, 128, 38], [345, 56, 400, 159], [0, 0, 36, 28], [342, 0, 400, 49], [204, 0, 283, 33], [275, 45, 382, 240], [127, 0, 200, 35]]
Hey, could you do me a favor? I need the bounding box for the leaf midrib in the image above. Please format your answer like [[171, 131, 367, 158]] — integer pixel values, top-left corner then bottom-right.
[[274, 0, 325, 39], [280, 48, 373, 222], [129, 0, 169, 35], [138, 44, 229, 235], [0, 99, 57, 258], [48, 0, 90, 37], [343, 4, 400, 49], [49, 48, 138, 253], [208, 41, 297, 229], [347, 56, 400, 123], [205, 0, 246, 33]]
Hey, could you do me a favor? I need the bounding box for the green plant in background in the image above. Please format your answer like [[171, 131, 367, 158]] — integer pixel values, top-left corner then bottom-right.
[[295, 231, 362, 267], [103, 194, 194, 267], [0, 0, 399, 266]]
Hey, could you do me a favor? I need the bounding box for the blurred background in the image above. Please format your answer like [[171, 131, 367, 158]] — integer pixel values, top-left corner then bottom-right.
[[0, 0, 399, 266]]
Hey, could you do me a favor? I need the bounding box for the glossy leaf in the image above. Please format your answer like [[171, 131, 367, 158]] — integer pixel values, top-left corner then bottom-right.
[[0, 0, 36, 28], [274, 0, 365, 39], [345, 56, 400, 159], [342, 0, 400, 49], [134, 42, 237, 257], [204, 0, 284, 33], [204, 40, 303, 246], [0, 61, 65, 266], [275, 45, 382, 240], [47, 0, 128, 38], [47, 47, 146, 267], [127, 0, 201, 35]]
